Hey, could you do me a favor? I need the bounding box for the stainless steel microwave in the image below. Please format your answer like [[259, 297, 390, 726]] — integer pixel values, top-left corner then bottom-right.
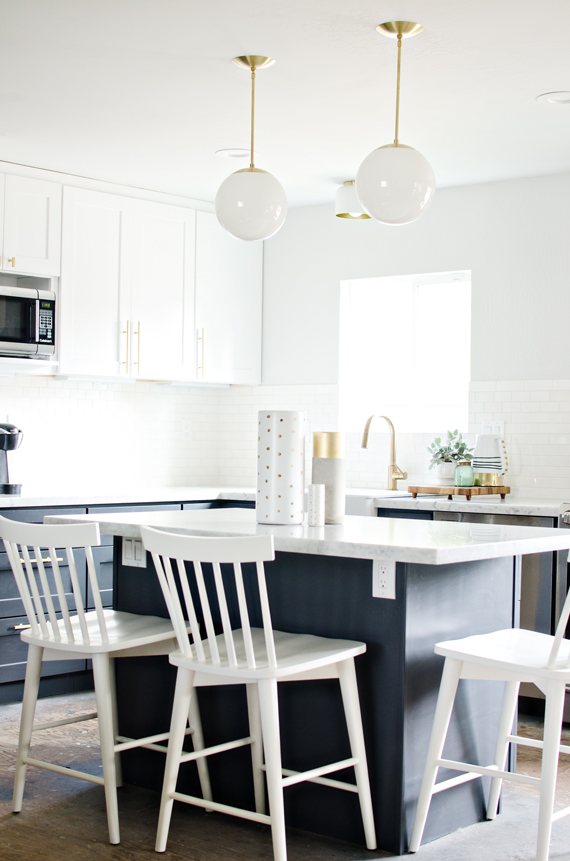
[[0, 286, 55, 358]]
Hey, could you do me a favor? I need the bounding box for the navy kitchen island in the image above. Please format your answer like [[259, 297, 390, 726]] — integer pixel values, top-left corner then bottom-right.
[[45, 508, 570, 854]]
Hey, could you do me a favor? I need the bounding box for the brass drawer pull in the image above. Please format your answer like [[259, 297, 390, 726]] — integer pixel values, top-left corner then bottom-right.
[[10, 623, 31, 631]]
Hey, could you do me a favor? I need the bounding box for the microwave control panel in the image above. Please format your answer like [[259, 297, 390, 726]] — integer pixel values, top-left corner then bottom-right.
[[38, 299, 55, 344]]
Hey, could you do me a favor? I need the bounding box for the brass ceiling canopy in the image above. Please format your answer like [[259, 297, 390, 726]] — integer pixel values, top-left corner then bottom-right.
[[376, 21, 424, 39], [232, 55, 275, 70]]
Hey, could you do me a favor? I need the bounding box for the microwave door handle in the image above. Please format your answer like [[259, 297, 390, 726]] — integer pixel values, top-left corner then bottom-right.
[[34, 299, 39, 343]]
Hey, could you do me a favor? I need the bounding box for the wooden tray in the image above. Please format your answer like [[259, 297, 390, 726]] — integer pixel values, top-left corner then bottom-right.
[[408, 485, 511, 501]]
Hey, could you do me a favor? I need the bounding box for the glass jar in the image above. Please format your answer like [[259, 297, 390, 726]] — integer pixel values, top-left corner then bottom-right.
[[454, 461, 474, 487]]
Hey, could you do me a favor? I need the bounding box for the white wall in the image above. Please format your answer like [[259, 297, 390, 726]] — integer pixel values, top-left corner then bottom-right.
[[262, 172, 570, 384]]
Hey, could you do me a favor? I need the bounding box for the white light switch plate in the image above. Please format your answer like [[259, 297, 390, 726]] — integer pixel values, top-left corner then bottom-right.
[[372, 560, 396, 600], [122, 537, 147, 568], [481, 420, 505, 438]]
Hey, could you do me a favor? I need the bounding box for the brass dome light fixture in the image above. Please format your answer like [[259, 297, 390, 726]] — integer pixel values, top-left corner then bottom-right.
[[356, 22, 435, 225], [335, 181, 370, 219], [215, 56, 288, 242]]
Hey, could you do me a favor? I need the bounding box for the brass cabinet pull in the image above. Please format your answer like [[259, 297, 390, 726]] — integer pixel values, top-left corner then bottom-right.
[[7, 257, 15, 268], [19, 556, 63, 564], [133, 321, 141, 370], [10, 623, 31, 631], [198, 327, 205, 378], [121, 320, 130, 372]]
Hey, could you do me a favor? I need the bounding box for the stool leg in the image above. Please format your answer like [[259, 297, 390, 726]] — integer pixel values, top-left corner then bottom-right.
[[92, 653, 120, 844], [108, 657, 122, 788], [188, 688, 213, 804], [409, 657, 463, 853], [487, 680, 519, 820], [13, 643, 43, 812], [536, 679, 566, 861], [258, 679, 287, 861], [338, 658, 376, 850], [156, 667, 195, 853], [246, 682, 266, 815]]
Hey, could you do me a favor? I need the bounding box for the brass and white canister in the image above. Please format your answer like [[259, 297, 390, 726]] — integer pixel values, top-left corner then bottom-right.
[[312, 432, 346, 524], [256, 410, 306, 524]]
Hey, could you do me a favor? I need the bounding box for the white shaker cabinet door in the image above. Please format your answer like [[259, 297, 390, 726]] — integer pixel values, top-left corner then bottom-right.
[[195, 212, 262, 384], [2, 175, 62, 276], [130, 201, 196, 381], [59, 187, 133, 378]]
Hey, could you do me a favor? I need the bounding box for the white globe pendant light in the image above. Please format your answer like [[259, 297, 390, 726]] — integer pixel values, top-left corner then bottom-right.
[[356, 22, 435, 226], [215, 56, 287, 241]]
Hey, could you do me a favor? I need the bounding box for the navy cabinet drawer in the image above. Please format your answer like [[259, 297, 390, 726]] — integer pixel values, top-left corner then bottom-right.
[[0, 615, 85, 684], [0, 550, 86, 619], [0, 507, 87, 552]]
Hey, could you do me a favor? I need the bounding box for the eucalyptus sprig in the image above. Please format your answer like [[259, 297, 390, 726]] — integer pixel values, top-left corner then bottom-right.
[[428, 429, 473, 469]]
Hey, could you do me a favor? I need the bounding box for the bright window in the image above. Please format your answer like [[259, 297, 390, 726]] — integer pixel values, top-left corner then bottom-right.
[[338, 271, 471, 433]]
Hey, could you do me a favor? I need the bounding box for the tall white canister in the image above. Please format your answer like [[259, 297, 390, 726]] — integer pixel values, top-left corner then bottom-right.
[[256, 410, 306, 524], [312, 431, 346, 524]]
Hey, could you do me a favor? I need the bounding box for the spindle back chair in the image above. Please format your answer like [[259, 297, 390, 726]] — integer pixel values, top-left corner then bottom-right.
[[141, 526, 377, 861], [410, 573, 570, 861], [0, 514, 209, 846]]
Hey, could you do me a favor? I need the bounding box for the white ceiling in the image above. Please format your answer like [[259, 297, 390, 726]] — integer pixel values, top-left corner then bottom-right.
[[2, 0, 570, 207]]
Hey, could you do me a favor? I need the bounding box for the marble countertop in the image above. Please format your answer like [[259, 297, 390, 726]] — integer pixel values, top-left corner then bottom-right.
[[0, 485, 565, 520], [44, 507, 570, 566], [372, 495, 565, 518], [0, 486, 256, 509]]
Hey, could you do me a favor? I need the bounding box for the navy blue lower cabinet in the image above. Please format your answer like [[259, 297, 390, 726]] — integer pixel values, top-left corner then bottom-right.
[[376, 507, 434, 520]]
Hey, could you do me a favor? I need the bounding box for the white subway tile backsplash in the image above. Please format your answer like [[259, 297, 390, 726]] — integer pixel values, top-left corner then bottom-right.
[[1, 374, 569, 502]]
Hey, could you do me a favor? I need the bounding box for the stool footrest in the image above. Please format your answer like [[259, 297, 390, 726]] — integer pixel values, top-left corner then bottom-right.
[[179, 735, 252, 764], [171, 791, 270, 825], [437, 759, 540, 786], [280, 758, 358, 788], [24, 757, 105, 786], [33, 712, 97, 731], [508, 734, 570, 756], [275, 765, 359, 793], [432, 771, 482, 794], [551, 805, 570, 822], [115, 727, 192, 753]]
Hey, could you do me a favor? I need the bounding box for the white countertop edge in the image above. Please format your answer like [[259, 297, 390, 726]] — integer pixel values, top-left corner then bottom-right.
[[43, 511, 570, 566]]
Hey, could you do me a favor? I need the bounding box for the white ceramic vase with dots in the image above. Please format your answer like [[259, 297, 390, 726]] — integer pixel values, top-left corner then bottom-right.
[[256, 410, 306, 524]]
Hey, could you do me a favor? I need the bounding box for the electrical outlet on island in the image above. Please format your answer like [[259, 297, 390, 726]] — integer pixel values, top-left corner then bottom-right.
[[372, 560, 396, 600]]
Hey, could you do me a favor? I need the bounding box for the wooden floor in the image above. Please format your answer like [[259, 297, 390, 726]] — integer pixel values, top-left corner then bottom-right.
[[2, 692, 570, 861]]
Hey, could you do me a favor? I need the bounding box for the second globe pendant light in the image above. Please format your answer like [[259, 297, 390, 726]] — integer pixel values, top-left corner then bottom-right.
[[356, 22, 435, 225], [215, 56, 288, 241]]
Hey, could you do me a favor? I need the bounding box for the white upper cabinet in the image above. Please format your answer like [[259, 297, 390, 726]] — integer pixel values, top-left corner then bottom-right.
[[59, 187, 133, 378], [59, 189, 262, 383], [2, 174, 62, 276], [130, 202, 196, 381], [195, 212, 262, 385]]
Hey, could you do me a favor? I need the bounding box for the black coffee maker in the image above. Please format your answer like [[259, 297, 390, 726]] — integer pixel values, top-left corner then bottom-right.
[[0, 423, 22, 495]]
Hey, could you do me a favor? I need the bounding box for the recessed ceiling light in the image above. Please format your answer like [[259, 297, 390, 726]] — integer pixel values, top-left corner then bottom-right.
[[536, 91, 570, 105], [215, 148, 258, 159]]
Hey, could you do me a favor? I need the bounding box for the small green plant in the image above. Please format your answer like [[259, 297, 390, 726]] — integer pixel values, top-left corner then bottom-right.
[[428, 430, 473, 469]]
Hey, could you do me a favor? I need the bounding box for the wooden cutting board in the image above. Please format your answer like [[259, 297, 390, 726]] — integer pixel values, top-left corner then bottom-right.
[[408, 485, 511, 501]]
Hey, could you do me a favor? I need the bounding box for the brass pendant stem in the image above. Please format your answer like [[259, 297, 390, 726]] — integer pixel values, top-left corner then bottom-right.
[[394, 34, 402, 146], [250, 66, 256, 169]]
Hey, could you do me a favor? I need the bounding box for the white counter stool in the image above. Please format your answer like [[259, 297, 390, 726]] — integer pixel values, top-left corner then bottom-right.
[[409, 583, 570, 861], [140, 526, 377, 861], [1, 515, 211, 846]]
